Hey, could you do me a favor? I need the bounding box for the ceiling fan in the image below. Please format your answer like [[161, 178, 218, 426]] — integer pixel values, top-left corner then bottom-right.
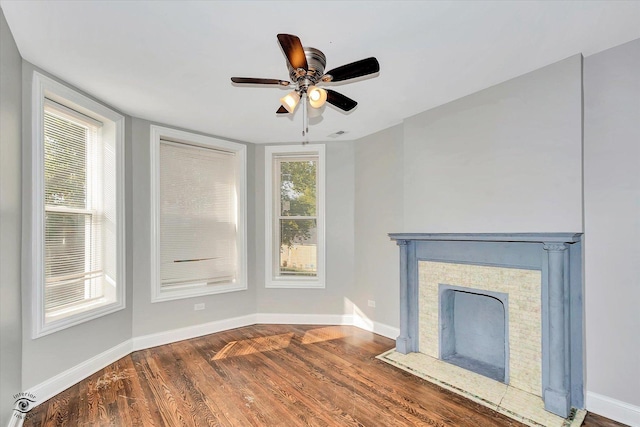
[[231, 34, 380, 137]]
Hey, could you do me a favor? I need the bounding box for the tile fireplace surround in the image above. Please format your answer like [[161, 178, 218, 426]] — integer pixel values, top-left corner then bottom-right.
[[388, 233, 584, 419]]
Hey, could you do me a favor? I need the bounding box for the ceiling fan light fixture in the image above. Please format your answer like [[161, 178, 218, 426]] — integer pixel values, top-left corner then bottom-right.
[[307, 103, 324, 118], [307, 86, 327, 108], [280, 91, 300, 113]]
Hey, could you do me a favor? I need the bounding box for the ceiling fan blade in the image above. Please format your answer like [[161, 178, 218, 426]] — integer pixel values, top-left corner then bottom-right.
[[277, 34, 308, 70], [231, 77, 290, 86], [326, 89, 357, 112], [276, 105, 288, 114], [324, 57, 380, 82]]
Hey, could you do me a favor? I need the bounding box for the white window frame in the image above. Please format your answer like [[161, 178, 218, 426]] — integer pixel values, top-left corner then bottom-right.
[[150, 125, 247, 302], [265, 144, 325, 288], [31, 71, 126, 338]]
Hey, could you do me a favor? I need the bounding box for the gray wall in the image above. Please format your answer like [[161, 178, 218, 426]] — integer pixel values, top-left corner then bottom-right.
[[255, 142, 356, 316], [351, 56, 583, 330], [1, 6, 23, 425], [353, 124, 403, 327], [20, 62, 134, 389], [131, 118, 257, 336], [584, 39, 640, 407], [403, 55, 583, 233]]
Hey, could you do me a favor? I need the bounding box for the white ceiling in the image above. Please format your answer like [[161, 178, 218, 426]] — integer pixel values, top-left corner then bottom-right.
[[2, 1, 639, 144]]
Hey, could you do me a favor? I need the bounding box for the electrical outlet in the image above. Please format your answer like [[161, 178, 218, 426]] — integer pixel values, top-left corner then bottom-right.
[[368, 300, 376, 308], [194, 303, 205, 311]]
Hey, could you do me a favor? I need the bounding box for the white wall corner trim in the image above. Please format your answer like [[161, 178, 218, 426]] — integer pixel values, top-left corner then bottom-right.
[[26, 340, 133, 407], [586, 391, 640, 427]]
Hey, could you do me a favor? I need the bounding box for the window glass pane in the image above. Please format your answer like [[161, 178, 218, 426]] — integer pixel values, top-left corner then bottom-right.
[[44, 211, 103, 309], [42, 106, 105, 318], [280, 160, 316, 217], [44, 112, 87, 209], [279, 219, 317, 276]]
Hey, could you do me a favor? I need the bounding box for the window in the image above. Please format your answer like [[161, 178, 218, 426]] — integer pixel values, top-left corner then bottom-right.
[[31, 72, 125, 338], [150, 126, 247, 302], [265, 145, 325, 288]]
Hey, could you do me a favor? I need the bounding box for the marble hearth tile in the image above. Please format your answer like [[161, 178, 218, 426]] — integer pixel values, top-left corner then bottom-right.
[[499, 387, 565, 426], [381, 349, 507, 410]]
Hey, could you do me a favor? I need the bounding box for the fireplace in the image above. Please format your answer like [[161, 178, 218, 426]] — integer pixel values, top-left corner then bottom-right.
[[439, 285, 508, 383], [388, 233, 583, 419]]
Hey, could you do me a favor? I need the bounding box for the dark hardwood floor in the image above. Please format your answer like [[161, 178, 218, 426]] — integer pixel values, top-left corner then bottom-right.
[[23, 325, 626, 426], [581, 413, 630, 427]]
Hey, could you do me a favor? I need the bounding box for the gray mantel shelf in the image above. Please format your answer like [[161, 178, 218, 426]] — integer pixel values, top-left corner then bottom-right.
[[388, 232, 582, 243]]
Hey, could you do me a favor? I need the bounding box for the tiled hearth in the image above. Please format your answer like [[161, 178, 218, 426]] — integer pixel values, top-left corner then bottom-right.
[[387, 233, 584, 422]]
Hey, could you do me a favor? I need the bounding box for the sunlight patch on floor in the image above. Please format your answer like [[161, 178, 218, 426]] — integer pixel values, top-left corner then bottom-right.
[[300, 326, 348, 344], [212, 333, 294, 360]]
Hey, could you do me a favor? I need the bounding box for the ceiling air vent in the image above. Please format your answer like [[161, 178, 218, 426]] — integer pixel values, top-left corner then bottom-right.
[[328, 130, 347, 138]]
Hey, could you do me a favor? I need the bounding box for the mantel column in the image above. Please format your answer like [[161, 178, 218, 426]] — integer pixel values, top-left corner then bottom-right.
[[395, 239, 417, 354], [543, 242, 570, 418]]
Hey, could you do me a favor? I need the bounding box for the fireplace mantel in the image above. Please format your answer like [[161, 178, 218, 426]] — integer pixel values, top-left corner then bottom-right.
[[388, 232, 582, 243], [388, 232, 584, 418]]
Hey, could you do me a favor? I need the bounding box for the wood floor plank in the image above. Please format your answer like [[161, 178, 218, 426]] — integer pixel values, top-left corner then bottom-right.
[[22, 325, 625, 427], [224, 328, 353, 426], [281, 327, 471, 426], [181, 340, 254, 427], [137, 349, 190, 426], [191, 332, 284, 427], [582, 412, 630, 427], [117, 355, 158, 427]]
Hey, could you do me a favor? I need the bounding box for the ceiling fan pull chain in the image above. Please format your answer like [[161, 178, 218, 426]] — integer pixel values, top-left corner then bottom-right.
[[302, 93, 309, 144]]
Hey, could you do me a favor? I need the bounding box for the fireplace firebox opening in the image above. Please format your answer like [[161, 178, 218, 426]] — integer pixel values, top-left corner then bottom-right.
[[439, 285, 509, 383]]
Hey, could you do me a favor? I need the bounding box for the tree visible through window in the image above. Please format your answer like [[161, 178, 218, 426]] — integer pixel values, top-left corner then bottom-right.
[[44, 107, 103, 311], [277, 157, 318, 277], [265, 144, 324, 288]]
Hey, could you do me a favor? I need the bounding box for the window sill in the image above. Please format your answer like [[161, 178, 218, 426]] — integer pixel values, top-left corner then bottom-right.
[[35, 299, 125, 339], [151, 282, 247, 303], [265, 279, 325, 289]]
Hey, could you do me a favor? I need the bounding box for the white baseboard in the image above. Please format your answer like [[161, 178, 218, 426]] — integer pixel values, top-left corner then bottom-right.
[[255, 312, 399, 340], [26, 339, 132, 406], [23, 313, 397, 414], [6, 413, 24, 427], [352, 312, 400, 340], [586, 391, 640, 427], [255, 312, 353, 326], [132, 314, 257, 351]]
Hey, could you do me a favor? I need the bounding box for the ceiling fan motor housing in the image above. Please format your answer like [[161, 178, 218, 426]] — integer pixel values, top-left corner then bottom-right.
[[288, 47, 326, 93]]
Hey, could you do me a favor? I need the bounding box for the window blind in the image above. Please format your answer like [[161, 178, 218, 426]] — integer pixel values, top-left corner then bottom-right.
[[43, 103, 105, 312], [159, 140, 237, 289]]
